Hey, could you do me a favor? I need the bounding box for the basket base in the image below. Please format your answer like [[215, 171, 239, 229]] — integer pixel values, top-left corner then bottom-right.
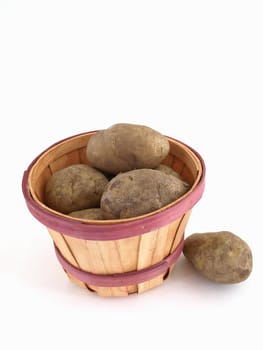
[[65, 265, 176, 297], [54, 238, 184, 297]]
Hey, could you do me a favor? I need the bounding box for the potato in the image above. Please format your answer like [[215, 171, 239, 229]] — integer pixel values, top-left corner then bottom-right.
[[155, 164, 189, 186], [45, 164, 108, 214], [86, 123, 170, 174], [101, 169, 189, 219], [183, 231, 253, 283], [69, 208, 104, 220]]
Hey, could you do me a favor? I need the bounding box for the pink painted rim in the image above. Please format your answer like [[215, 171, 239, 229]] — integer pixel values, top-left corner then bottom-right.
[[22, 132, 206, 241], [54, 237, 184, 287]]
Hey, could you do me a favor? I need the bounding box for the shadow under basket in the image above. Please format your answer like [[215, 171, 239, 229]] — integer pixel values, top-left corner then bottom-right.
[[22, 131, 206, 297]]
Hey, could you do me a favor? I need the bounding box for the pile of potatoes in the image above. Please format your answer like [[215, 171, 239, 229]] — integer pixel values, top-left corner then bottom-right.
[[45, 123, 190, 220], [44, 123, 253, 284]]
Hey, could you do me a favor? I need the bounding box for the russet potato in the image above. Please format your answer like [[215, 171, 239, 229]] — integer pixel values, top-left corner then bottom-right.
[[45, 164, 108, 214], [86, 123, 170, 174], [100, 168, 189, 219]]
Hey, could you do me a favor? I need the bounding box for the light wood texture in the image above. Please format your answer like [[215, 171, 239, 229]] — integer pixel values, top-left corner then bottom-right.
[[47, 228, 88, 290], [48, 229, 142, 296], [34, 166, 52, 202], [49, 149, 80, 174], [137, 226, 168, 293], [47, 212, 192, 296], [136, 211, 192, 294], [79, 147, 90, 165], [171, 211, 191, 252], [161, 154, 174, 167], [66, 272, 90, 290], [47, 218, 188, 296]]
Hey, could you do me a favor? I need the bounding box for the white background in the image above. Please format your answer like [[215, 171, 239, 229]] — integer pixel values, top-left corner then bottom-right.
[[1, 1, 262, 349]]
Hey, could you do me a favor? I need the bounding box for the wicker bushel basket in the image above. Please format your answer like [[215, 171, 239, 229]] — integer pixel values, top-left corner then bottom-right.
[[22, 131, 205, 297]]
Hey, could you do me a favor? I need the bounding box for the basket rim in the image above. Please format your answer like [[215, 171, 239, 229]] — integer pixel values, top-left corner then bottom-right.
[[22, 131, 206, 240]]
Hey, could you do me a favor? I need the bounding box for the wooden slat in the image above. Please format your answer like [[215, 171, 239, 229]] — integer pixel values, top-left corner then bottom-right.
[[136, 220, 183, 294], [171, 210, 191, 253], [172, 158, 185, 175], [169, 139, 201, 180], [143, 225, 171, 291], [64, 238, 129, 297], [61, 237, 112, 296], [161, 154, 174, 167], [115, 236, 140, 273], [137, 230, 158, 293], [180, 166, 193, 186], [127, 285, 138, 294], [168, 210, 192, 274], [48, 229, 103, 294], [47, 228, 88, 290], [34, 166, 52, 202], [95, 241, 129, 296], [164, 219, 180, 256], [66, 271, 88, 289], [153, 218, 183, 283], [49, 149, 81, 173], [79, 147, 90, 165], [112, 236, 141, 295]]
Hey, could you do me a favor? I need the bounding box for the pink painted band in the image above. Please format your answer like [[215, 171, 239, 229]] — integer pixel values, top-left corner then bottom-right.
[[54, 237, 184, 287], [22, 133, 205, 241]]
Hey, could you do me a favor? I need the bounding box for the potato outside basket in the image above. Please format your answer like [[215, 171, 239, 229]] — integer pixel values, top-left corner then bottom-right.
[[22, 131, 205, 297]]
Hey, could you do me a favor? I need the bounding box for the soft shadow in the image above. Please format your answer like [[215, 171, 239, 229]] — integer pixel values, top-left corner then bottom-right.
[[168, 255, 241, 295]]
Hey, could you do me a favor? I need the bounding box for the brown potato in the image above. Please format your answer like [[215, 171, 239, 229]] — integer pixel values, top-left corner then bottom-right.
[[86, 123, 170, 174], [183, 231, 253, 283], [69, 208, 105, 220], [101, 169, 189, 219], [45, 164, 108, 214], [155, 164, 189, 186]]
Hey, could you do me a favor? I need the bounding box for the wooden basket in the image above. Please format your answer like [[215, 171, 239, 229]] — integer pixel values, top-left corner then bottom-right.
[[22, 131, 205, 297]]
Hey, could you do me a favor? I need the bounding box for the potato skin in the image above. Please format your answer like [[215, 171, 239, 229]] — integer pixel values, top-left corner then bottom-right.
[[69, 208, 105, 220], [86, 123, 170, 174], [101, 169, 189, 219], [183, 231, 253, 283], [45, 164, 108, 214], [155, 164, 189, 186]]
